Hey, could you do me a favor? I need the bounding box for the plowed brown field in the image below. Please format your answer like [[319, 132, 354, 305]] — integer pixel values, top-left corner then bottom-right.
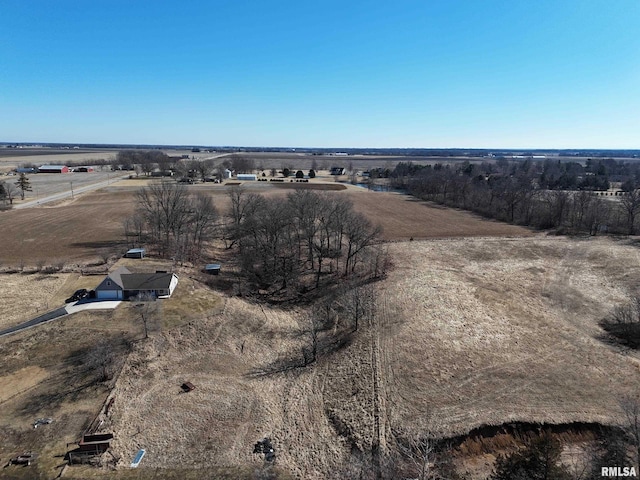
[[0, 185, 530, 267], [344, 190, 532, 240], [0, 188, 136, 266]]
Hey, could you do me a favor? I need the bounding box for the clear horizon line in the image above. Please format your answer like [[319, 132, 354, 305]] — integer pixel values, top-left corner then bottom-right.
[[1, 141, 639, 152]]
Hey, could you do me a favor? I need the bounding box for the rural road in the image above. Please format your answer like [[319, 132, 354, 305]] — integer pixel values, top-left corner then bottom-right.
[[13, 174, 130, 209], [12, 153, 231, 209]]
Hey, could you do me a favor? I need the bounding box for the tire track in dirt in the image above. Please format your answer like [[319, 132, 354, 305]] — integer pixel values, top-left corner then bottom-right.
[[370, 314, 384, 478], [369, 294, 396, 479]]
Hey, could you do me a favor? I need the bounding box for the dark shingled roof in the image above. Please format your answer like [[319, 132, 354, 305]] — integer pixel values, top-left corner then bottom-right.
[[120, 273, 175, 290], [109, 266, 131, 288]]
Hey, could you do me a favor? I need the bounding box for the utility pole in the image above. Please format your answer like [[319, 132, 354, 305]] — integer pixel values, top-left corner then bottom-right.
[[70, 181, 74, 199]]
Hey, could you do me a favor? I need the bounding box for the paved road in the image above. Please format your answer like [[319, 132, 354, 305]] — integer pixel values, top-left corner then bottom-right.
[[0, 307, 68, 337], [14, 174, 130, 209]]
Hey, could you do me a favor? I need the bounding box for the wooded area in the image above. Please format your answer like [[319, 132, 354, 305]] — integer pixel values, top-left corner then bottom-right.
[[226, 187, 386, 295], [382, 158, 640, 235]]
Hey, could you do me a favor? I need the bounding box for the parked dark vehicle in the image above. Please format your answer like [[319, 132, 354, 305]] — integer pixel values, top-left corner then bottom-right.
[[65, 289, 88, 303]]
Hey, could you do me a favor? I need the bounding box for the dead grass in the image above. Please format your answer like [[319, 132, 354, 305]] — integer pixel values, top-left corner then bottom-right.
[[95, 236, 640, 479], [0, 273, 73, 330], [0, 366, 49, 403], [4, 181, 640, 478], [0, 308, 138, 479], [383, 236, 640, 438]]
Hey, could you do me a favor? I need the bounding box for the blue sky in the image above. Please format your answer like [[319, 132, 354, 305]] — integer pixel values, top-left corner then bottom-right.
[[1, 1, 639, 148]]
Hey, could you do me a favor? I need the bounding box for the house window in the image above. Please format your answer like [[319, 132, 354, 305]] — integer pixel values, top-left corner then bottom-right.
[[107, 281, 111, 286]]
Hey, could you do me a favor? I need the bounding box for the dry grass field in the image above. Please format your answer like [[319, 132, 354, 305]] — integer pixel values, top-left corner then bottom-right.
[[3, 176, 640, 478], [0, 307, 138, 480], [383, 237, 640, 434], [43, 235, 634, 479]]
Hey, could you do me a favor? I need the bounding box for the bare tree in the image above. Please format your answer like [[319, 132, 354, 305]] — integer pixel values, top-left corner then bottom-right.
[[86, 342, 117, 382], [394, 414, 449, 480], [225, 186, 265, 249], [133, 292, 160, 339], [620, 190, 640, 234], [601, 296, 640, 348], [1, 181, 18, 205], [194, 158, 215, 182], [230, 155, 255, 174], [136, 181, 190, 257], [570, 191, 595, 231], [620, 394, 640, 472], [185, 193, 218, 261], [123, 212, 146, 248], [344, 211, 382, 275], [337, 283, 376, 332]]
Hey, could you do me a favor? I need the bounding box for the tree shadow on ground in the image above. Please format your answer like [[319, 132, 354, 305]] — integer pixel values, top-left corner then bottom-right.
[[246, 329, 356, 378]]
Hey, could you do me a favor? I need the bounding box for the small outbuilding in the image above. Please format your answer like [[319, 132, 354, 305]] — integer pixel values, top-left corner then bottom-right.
[[124, 248, 145, 259], [77, 433, 113, 455], [237, 173, 257, 181], [38, 165, 69, 173], [205, 264, 221, 275]]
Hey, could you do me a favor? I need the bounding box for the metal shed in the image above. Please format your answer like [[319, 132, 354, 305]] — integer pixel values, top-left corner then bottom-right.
[[124, 248, 145, 259], [205, 264, 221, 275], [237, 174, 257, 181]]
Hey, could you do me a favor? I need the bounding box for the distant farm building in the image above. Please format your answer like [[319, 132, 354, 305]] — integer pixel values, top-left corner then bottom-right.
[[330, 167, 346, 175], [38, 165, 69, 173], [224, 169, 233, 179], [72, 166, 94, 172], [124, 248, 145, 259], [16, 167, 36, 174], [237, 173, 257, 181], [95, 266, 179, 300]]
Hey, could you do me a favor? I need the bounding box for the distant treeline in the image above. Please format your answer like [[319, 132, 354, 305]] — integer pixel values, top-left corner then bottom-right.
[[382, 158, 640, 235], [4, 143, 640, 158]]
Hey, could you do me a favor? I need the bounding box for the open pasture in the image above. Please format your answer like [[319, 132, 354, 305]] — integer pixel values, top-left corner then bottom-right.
[[95, 236, 640, 479], [383, 236, 640, 438]]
